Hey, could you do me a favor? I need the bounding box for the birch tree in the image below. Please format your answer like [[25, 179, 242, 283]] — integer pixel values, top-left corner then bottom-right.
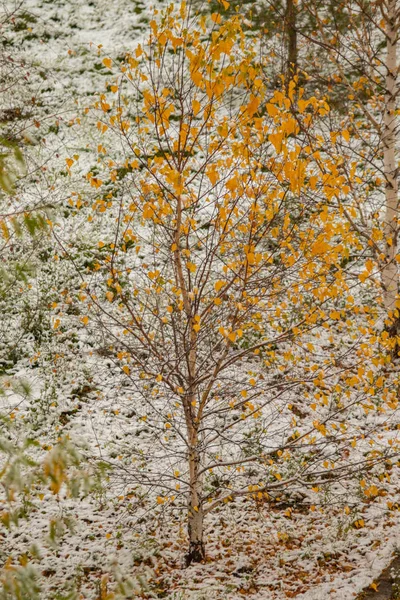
[[294, 0, 400, 352], [53, 2, 400, 565]]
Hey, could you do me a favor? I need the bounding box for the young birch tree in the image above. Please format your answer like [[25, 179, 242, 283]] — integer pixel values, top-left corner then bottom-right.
[[59, 1, 400, 564]]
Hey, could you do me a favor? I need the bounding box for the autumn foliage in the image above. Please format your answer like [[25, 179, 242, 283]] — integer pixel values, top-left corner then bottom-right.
[[56, 1, 400, 564]]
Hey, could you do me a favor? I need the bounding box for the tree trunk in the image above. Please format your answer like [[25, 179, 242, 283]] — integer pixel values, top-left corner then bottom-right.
[[186, 444, 205, 565], [383, 0, 399, 316], [285, 0, 298, 83]]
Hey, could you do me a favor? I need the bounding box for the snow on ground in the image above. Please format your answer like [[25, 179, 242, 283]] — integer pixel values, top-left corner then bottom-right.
[[1, 0, 400, 599]]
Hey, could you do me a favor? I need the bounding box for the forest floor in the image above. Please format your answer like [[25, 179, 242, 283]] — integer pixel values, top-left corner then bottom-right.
[[3, 1, 400, 598]]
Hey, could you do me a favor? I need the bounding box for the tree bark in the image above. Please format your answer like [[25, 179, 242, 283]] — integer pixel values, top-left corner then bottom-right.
[[286, 0, 298, 83], [186, 441, 205, 565], [383, 0, 399, 316]]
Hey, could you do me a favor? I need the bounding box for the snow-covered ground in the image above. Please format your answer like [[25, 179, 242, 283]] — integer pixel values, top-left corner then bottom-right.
[[1, 0, 400, 598]]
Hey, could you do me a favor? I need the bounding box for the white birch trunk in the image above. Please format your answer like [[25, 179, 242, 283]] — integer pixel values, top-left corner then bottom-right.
[[383, 0, 399, 315]]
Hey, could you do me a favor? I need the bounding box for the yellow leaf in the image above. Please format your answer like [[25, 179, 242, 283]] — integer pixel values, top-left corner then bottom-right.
[[354, 519, 365, 528], [103, 58, 112, 69], [342, 129, 350, 142], [191, 70, 203, 87], [122, 365, 130, 375], [156, 374, 163, 382], [311, 239, 330, 255], [53, 319, 61, 329], [369, 582, 378, 592], [268, 132, 283, 154], [192, 99, 201, 116], [81, 316, 89, 326], [266, 103, 279, 117], [186, 262, 197, 273], [106, 291, 114, 302], [66, 158, 74, 169], [214, 280, 226, 292], [246, 95, 261, 117], [0, 221, 9, 240], [211, 13, 222, 23], [206, 166, 219, 185]]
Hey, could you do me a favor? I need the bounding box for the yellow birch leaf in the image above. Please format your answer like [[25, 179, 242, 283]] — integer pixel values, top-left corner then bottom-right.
[[214, 280, 226, 292], [206, 166, 219, 185], [191, 70, 202, 86], [266, 103, 279, 117], [186, 262, 197, 273], [342, 129, 350, 142], [192, 99, 201, 116]]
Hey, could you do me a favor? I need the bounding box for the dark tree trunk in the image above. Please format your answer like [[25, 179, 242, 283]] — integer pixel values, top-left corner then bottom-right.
[[285, 0, 298, 84]]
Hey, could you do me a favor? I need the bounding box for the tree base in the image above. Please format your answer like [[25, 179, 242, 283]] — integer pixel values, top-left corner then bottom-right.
[[185, 540, 205, 566]]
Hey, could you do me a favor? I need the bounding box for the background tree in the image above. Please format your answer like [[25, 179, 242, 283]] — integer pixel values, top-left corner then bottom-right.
[[288, 0, 400, 358], [285, 0, 298, 83]]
